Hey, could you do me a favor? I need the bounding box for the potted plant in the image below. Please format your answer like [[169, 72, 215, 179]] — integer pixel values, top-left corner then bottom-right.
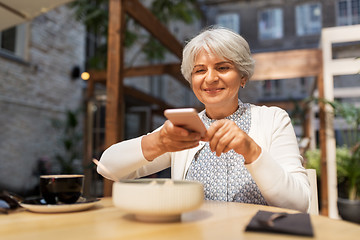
[[305, 100, 360, 223], [327, 100, 360, 223], [305, 146, 360, 223], [336, 144, 360, 223]]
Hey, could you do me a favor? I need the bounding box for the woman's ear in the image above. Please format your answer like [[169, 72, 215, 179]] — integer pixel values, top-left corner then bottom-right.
[[240, 76, 247, 88]]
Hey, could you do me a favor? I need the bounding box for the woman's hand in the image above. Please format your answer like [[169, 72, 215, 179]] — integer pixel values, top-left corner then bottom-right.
[[203, 119, 261, 164], [142, 120, 202, 161]]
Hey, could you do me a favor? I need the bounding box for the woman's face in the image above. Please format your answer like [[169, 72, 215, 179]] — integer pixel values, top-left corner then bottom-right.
[[191, 50, 245, 118]]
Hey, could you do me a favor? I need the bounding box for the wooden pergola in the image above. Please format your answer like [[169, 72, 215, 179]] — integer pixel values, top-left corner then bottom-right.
[[84, 0, 188, 197], [89, 0, 330, 216]]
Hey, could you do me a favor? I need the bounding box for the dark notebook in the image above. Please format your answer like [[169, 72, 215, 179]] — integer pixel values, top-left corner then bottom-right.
[[245, 210, 314, 237]]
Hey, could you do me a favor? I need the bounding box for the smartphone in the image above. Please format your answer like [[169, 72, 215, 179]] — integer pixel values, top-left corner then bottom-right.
[[164, 108, 206, 137]]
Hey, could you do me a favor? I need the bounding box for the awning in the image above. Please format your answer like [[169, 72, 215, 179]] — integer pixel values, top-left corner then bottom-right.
[[0, 0, 74, 31]]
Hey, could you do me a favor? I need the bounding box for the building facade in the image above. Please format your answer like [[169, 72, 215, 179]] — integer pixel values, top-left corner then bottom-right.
[[199, 0, 359, 51], [0, 6, 86, 195], [198, 0, 360, 141]]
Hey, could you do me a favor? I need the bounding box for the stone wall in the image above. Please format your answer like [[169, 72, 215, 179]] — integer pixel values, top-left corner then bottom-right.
[[0, 6, 86, 195]]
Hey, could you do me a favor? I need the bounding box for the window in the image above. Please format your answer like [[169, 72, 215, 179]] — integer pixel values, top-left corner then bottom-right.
[[259, 8, 283, 40], [336, 0, 360, 26], [0, 24, 28, 59], [263, 79, 283, 97], [216, 13, 240, 33], [296, 3, 322, 36]]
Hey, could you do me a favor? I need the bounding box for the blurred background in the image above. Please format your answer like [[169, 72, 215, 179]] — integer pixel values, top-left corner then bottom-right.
[[0, 0, 359, 220]]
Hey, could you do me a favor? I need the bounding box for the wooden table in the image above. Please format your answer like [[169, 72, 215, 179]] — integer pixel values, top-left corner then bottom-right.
[[1, 198, 359, 240]]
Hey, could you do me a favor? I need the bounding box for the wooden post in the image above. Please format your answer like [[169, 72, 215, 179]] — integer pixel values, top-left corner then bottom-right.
[[104, 0, 126, 196], [317, 70, 329, 216]]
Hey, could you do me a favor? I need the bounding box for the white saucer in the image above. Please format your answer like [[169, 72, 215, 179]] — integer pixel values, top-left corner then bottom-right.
[[20, 197, 100, 213]]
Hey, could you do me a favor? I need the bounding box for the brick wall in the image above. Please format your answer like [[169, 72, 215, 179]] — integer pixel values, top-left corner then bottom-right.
[[0, 6, 86, 195]]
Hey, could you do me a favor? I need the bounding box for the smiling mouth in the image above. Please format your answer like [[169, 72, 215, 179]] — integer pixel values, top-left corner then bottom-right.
[[204, 88, 224, 93]]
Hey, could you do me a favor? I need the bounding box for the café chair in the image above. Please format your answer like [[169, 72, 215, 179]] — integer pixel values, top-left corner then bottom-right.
[[306, 169, 319, 215]]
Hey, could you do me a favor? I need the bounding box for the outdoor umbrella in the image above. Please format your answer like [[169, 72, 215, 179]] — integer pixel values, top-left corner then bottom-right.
[[0, 0, 75, 31]]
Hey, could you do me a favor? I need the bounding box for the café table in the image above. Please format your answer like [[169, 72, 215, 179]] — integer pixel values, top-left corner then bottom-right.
[[1, 197, 359, 240]]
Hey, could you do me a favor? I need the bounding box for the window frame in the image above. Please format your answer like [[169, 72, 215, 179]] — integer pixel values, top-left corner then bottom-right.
[[336, 0, 360, 26], [258, 8, 284, 41], [216, 13, 240, 33], [295, 2, 322, 36], [0, 23, 29, 61]]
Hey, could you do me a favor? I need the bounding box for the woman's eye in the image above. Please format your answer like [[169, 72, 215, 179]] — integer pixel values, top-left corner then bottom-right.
[[194, 69, 205, 73], [218, 66, 230, 71]]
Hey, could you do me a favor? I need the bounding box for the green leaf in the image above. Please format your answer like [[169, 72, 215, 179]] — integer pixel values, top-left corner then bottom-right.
[[70, 0, 200, 67]]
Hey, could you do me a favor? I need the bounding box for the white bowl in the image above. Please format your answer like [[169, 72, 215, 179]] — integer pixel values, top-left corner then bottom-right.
[[112, 178, 204, 222]]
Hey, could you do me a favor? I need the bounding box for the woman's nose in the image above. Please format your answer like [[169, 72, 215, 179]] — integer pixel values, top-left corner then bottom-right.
[[205, 69, 219, 83]]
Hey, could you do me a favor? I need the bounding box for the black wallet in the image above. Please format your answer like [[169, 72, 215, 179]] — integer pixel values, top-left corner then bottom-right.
[[245, 210, 314, 237]]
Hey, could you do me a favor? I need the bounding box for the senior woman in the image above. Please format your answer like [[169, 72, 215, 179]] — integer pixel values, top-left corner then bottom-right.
[[98, 27, 311, 213]]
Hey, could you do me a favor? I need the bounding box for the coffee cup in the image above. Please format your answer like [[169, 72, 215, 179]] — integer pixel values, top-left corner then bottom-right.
[[40, 174, 84, 204]]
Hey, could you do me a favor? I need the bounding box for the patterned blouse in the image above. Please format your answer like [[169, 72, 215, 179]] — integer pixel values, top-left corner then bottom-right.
[[185, 100, 267, 205]]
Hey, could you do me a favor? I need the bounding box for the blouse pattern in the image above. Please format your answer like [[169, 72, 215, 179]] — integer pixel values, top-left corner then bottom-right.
[[185, 100, 267, 205]]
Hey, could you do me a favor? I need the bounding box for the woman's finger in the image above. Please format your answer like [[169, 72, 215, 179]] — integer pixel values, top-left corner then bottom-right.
[[206, 121, 226, 154], [163, 120, 201, 141], [159, 120, 202, 152], [215, 134, 235, 156]]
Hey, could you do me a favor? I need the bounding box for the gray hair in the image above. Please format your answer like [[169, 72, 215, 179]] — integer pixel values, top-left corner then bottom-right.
[[181, 26, 255, 84]]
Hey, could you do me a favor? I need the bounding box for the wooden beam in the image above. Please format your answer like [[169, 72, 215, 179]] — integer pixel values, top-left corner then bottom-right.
[[88, 70, 107, 83], [104, 0, 126, 196], [124, 86, 174, 110], [124, 63, 181, 77], [124, 64, 169, 77], [86, 74, 175, 111], [252, 49, 322, 81], [164, 63, 190, 87], [123, 0, 183, 58], [125, 63, 189, 87], [88, 63, 190, 88]]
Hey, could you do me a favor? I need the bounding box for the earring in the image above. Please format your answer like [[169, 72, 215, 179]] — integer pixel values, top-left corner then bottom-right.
[[241, 76, 247, 88]]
